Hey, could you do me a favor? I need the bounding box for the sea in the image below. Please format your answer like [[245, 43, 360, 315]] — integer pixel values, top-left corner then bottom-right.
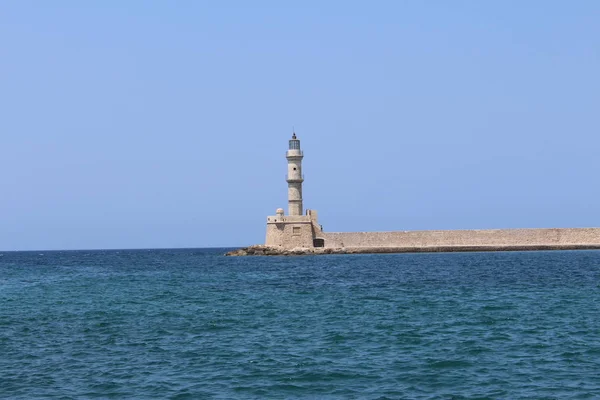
[[1, 248, 599, 399]]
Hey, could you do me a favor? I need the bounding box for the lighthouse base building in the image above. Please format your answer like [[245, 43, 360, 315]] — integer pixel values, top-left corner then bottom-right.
[[262, 133, 600, 253], [266, 209, 325, 249]]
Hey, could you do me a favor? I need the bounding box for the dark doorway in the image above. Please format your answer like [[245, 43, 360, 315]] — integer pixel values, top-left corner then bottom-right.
[[313, 238, 325, 248]]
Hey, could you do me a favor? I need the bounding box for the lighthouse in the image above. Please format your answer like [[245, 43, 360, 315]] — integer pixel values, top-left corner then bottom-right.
[[286, 133, 304, 216], [265, 132, 323, 248]]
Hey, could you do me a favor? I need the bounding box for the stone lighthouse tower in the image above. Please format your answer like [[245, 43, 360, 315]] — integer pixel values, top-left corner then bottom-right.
[[286, 133, 304, 216], [265, 132, 323, 248]]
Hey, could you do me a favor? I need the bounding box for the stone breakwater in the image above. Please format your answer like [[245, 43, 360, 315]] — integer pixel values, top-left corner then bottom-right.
[[226, 245, 340, 256], [225, 244, 600, 256]]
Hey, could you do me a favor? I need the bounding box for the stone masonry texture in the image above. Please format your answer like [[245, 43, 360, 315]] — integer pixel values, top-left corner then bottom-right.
[[321, 228, 600, 248]]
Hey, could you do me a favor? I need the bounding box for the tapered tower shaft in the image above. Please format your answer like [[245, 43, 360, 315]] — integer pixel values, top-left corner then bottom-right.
[[286, 133, 304, 216]]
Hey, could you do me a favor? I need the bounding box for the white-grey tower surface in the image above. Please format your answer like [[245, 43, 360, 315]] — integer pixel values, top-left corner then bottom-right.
[[286, 133, 304, 216]]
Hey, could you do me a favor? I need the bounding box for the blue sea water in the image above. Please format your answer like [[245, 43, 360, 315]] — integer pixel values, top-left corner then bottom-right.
[[1, 249, 600, 399]]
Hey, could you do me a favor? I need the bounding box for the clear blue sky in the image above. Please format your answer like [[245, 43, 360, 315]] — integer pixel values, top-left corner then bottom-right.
[[1, 1, 599, 250]]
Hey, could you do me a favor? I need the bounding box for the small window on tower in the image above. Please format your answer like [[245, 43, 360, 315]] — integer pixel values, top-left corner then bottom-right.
[[293, 167, 297, 170], [292, 227, 301, 235]]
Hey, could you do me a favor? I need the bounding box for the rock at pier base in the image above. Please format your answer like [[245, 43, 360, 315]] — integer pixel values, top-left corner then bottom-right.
[[225, 244, 600, 256], [225, 245, 325, 256]]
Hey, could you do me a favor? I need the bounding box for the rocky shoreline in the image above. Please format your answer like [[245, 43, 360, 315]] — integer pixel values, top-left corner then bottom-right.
[[225, 245, 346, 256], [225, 244, 600, 256]]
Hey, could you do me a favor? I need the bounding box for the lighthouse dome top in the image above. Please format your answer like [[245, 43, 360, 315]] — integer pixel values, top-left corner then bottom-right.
[[289, 132, 301, 150]]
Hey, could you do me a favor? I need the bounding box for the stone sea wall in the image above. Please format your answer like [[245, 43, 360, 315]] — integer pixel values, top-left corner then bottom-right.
[[321, 228, 600, 248]]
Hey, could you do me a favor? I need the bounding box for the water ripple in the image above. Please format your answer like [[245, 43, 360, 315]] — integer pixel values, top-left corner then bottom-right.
[[1, 249, 600, 398]]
